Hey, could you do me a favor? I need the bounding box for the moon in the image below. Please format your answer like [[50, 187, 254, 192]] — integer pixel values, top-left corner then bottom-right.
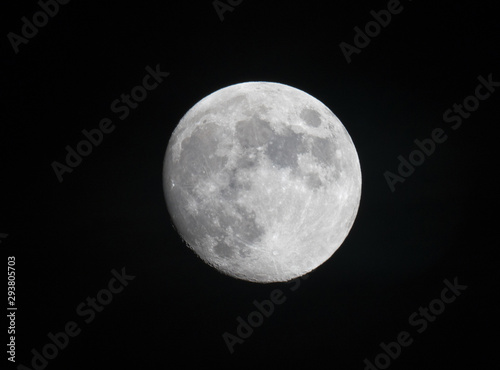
[[163, 82, 361, 283]]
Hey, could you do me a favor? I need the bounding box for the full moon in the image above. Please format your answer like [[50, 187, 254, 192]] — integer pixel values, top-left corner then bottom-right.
[[163, 82, 361, 283]]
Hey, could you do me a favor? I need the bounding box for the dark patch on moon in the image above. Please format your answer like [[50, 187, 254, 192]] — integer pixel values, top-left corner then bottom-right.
[[226, 94, 246, 107], [219, 166, 252, 201], [266, 128, 306, 168], [219, 180, 238, 201], [232, 206, 264, 245], [300, 108, 322, 127], [236, 153, 258, 169], [237, 244, 252, 258], [215, 205, 264, 244], [311, 137, 335, 165], [333, 165, 343, 180], [306, 172, 323, 189], [214, 242, 234, 258], [178, 122, 228, 184], [212, 204, 264, 259], [236, 116, 273, 149]]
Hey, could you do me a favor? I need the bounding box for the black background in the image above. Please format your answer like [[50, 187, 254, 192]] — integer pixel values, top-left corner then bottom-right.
[[1, 0, 499, 369]]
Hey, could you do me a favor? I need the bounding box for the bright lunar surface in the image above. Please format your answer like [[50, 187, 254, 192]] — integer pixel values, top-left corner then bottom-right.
[[163, 82, 361, 283]]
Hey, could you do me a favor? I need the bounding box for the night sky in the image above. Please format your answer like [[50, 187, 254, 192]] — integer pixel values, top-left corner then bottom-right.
[[1, 1, 499, 369]]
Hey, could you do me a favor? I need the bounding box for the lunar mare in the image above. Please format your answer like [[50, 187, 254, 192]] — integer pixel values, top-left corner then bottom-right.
[[163, 82, 361, 283]]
